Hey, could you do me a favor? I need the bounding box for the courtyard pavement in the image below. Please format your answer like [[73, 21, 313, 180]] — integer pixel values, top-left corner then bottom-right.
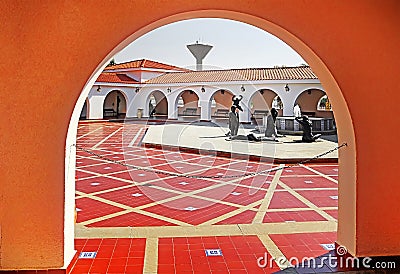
[[142, 123, 338, 162], [69, 121, 342, 273]]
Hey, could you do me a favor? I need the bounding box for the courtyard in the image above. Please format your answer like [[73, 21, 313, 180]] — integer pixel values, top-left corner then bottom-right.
[[69, 121, 339, 273]]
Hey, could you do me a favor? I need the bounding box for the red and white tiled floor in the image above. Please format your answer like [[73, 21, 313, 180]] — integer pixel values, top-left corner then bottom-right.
[[70, 121, 339, 273]]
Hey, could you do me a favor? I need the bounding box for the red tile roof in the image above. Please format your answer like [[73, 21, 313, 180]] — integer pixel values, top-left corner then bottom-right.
[[105, 59, 190, 72], [145, 66, 317, 84], [96, 73, 139, 84]]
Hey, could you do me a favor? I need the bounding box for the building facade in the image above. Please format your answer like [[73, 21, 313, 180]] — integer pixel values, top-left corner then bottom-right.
[[84, 59, 334, 128]]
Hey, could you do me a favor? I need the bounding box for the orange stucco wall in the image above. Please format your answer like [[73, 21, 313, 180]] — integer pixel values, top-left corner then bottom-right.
[[1, 0, 399, 269], [251, 89, 277, 111]]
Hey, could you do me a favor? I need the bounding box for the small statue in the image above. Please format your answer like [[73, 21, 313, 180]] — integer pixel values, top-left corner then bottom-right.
[[226, 105, 239, 137], [265, 108, 278, 139], [232, 95, 243, 111], [293, 104, 301, 117], [295, 115, 321, 142]]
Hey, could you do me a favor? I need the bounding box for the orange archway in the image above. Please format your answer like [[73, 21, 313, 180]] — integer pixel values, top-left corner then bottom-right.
[[1, 1, 399, 270]]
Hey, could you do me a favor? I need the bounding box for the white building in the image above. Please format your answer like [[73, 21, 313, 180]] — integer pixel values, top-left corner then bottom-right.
[[81, 59, 334, 131]]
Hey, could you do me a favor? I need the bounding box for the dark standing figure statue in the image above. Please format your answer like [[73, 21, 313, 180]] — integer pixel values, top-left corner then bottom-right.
[[149, 102, 155, 117], [295, 115, 321, 142], [232, 95, 243, 111], [116, 95, 121, 116], [265, 108, 279, 139], [227, 105, 239, 137]]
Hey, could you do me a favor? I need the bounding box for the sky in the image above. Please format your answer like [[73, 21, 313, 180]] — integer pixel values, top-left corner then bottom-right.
[[114, 18, 306, 70]]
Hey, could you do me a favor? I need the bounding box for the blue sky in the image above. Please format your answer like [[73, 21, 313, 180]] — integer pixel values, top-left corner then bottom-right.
[[114, 18, 306, 70]]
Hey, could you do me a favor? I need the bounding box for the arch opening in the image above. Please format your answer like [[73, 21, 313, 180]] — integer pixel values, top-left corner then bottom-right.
[[65, 10, 356, 265], [145, 90, 168, 118], [176, 89, 200, 120], [103, 90, 127, 118]]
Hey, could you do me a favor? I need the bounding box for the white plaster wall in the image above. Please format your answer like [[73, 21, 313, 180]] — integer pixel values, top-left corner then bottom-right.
[[87, 86, 137, 119], [92, 80, 323, 121]]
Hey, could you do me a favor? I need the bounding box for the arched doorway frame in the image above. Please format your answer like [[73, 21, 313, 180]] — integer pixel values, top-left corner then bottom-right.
[[65, 10, 356, 263], [294, 88, 332, 118], [145, 89, 168, 117], [103, 89, 128, 117], [210, 88, 234, 108], [175, 89, 200, 117]]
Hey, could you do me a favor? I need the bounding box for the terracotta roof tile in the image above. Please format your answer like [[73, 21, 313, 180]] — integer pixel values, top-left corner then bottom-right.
[[105, 59, 189, 72], [145, 66, 317, 84], [96, 73, 139, 84]]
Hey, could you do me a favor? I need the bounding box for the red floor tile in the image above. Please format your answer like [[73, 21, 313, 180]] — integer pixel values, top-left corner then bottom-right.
[[97, 185, 176, 208], [158, 236, 280, 273], [199, 185, 267, 206], [75, 198, 124, 223], [268, 191, 309, 209], [73, 122, 340, 273], [237, 175, 273, 189], [279, 176, 338, 189], [296, 189, 338, 207], [263, 210, 328, 223], [215, 210, 257, 225], [87, 211, 176, 227], [154, 177, 218, 192], [325, 209, 338, 219], [108, 170, 169, 183], [144, 197, 237, 225], [76, 176, 132, 194], [307, 164, 339, 176], [270, 232, 337, 260], [280, 166, 317, 176]]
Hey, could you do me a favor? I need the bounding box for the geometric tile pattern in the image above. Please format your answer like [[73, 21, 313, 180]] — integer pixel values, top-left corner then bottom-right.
[[70, 121, 339, 273]]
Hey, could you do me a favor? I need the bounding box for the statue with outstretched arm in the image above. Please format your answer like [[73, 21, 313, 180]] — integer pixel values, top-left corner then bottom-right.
[[232, 95, 243, 111]]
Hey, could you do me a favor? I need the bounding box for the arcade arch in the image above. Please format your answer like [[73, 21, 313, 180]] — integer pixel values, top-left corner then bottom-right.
[[210, 89, 234, 117], [295, 89, 333, 118], [250, 89, 278, 111], [176, 89, 200, 116], [5, 0, 400, 270], [103, 90, 127, 118], [146, 90, 168, 118]]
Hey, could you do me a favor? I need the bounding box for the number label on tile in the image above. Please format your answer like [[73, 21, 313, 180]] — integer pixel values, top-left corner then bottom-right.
[[320, 244, 335, 250], [205, 249, 223, 256], [79, 251, 97, 259]]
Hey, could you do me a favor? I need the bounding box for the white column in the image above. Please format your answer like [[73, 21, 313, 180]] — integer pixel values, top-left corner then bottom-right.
[[294, 120, 300, 131], [199, 100, 211, 121], [167, 95, 178, 119], [239, 97, 252, 123], [124, 89, 137, 118], [87, 94, 105, 119], [278, 85, 300, 117]]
